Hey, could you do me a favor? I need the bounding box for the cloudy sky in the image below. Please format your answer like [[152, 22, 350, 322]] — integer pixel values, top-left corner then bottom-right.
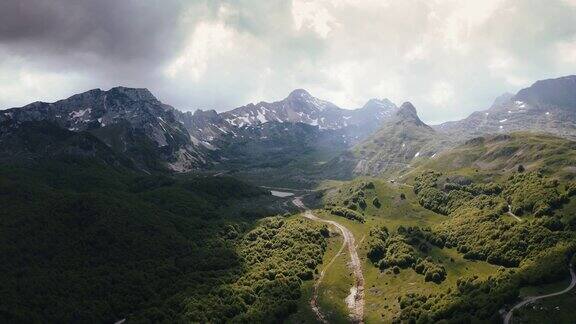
[[1, 0, 576, 123]]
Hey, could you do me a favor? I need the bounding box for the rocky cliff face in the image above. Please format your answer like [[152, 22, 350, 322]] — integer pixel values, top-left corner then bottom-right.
[[0, 87, 209, 172], [436, 75, 576, 140], [177, 89, 397, 149]]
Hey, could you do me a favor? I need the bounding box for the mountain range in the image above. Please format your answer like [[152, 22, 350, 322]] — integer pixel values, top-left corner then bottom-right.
[[1, 75, 575, 179], [436, 75, 576, 140], [182, 89, 396, 138], [0, 87, 398, 175], [331, 75, 576, 177]]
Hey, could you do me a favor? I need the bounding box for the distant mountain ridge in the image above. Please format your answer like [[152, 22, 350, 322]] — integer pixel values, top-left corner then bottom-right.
[[178, 89, 397, 148], [436, 75, 576, 140]]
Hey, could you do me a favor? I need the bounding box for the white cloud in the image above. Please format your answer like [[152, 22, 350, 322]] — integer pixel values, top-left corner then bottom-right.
[[426, 0, 506, 54], [557, 38, 576, 64], [2, 0, 576, 124], [291, 0, 337, 38], [428, 81, 456, 107], [486, 51, 530, 86], [165, 21, 236, 81], [0, 57, 90, 108], [404, 44, 428, 62]]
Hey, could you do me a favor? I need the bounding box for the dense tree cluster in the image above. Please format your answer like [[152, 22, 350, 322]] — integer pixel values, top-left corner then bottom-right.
[[400, 168, 576, 322], [565, 181, 576, 196], [326, 180, 376, 211], [397, 272, 519, 323], [414, 257, 446, 283], [0, 160, 279, 323], [367, 225, 447, 283], [184, 217, 327, 322], [328, 207, 366, 223], [414, 171, 506, 215], [504, 171, 564, 216], [412, 169, 576, 267], [372, 196, 381, 208], [396, 241, 576, 323], [436, 194, 571, 267]]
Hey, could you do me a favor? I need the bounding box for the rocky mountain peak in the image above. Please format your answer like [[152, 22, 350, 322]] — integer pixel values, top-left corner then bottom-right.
[[192, 109, 219, 118], [107, 86, 158, 102], [399, 101, 417, 112], [394, 102, 429, 128], [1, 86, 208, 172], [490, 92, 515, 109], [397, 102, 417, 117], [514, 75, 576, 109], [361, 98, 396, 111], [287, 88, 312, 100]]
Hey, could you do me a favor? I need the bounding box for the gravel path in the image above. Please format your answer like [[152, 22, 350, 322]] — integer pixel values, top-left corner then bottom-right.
[[293, 197, 365, 323]]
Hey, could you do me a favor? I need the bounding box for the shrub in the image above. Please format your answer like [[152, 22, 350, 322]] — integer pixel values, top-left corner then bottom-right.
[[329, 207, 365, 223]]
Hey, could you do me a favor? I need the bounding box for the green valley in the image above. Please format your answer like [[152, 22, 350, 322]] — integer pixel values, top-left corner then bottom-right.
[[2, 72, 576, 324]]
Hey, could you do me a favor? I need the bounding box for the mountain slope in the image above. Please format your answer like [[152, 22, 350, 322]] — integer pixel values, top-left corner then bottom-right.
[[320, 131, 576, 322], [0, 120, 134, 169], [326, 102, 451, 177], [0, 87, 209, 172], [436, 75, 576, 140], [405, 132, 576, 181]]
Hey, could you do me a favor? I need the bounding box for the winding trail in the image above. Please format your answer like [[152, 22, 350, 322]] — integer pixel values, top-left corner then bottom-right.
[[261, 185, 316, 192], [507, 204, 523, 222], [292, 197, 365, 323], [503, 263, 576, 324]]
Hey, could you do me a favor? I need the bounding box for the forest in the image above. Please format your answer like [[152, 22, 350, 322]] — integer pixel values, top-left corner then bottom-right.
[[394, 168, 576, 322], [0, 155, 318, 322]]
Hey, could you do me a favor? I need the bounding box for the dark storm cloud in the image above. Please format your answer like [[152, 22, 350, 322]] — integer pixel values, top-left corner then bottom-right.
[[1, 0, 576, 123], [0, 0, 216, 109], [0, 0, 187, 60]]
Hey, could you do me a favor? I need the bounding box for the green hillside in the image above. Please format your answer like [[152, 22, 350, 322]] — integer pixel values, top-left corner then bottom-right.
[[325, 102, 452, 179], [312, 132, 576, 322], [403, 132, 576, 182]]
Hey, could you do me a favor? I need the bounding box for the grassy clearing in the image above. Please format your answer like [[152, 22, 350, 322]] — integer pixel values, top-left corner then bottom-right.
[[288, 215, 350, 323], [313, 178, 502, 322], [317, 238, 353, 324], [362, 241, 499, 322]]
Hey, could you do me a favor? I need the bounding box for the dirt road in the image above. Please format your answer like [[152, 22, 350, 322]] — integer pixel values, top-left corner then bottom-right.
[[292, 197, 365, 323], [503, 263, 576, 324]]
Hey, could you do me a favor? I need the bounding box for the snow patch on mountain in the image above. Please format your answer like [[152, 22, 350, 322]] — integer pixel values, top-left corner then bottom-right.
[[69, 108, 91, 119]]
